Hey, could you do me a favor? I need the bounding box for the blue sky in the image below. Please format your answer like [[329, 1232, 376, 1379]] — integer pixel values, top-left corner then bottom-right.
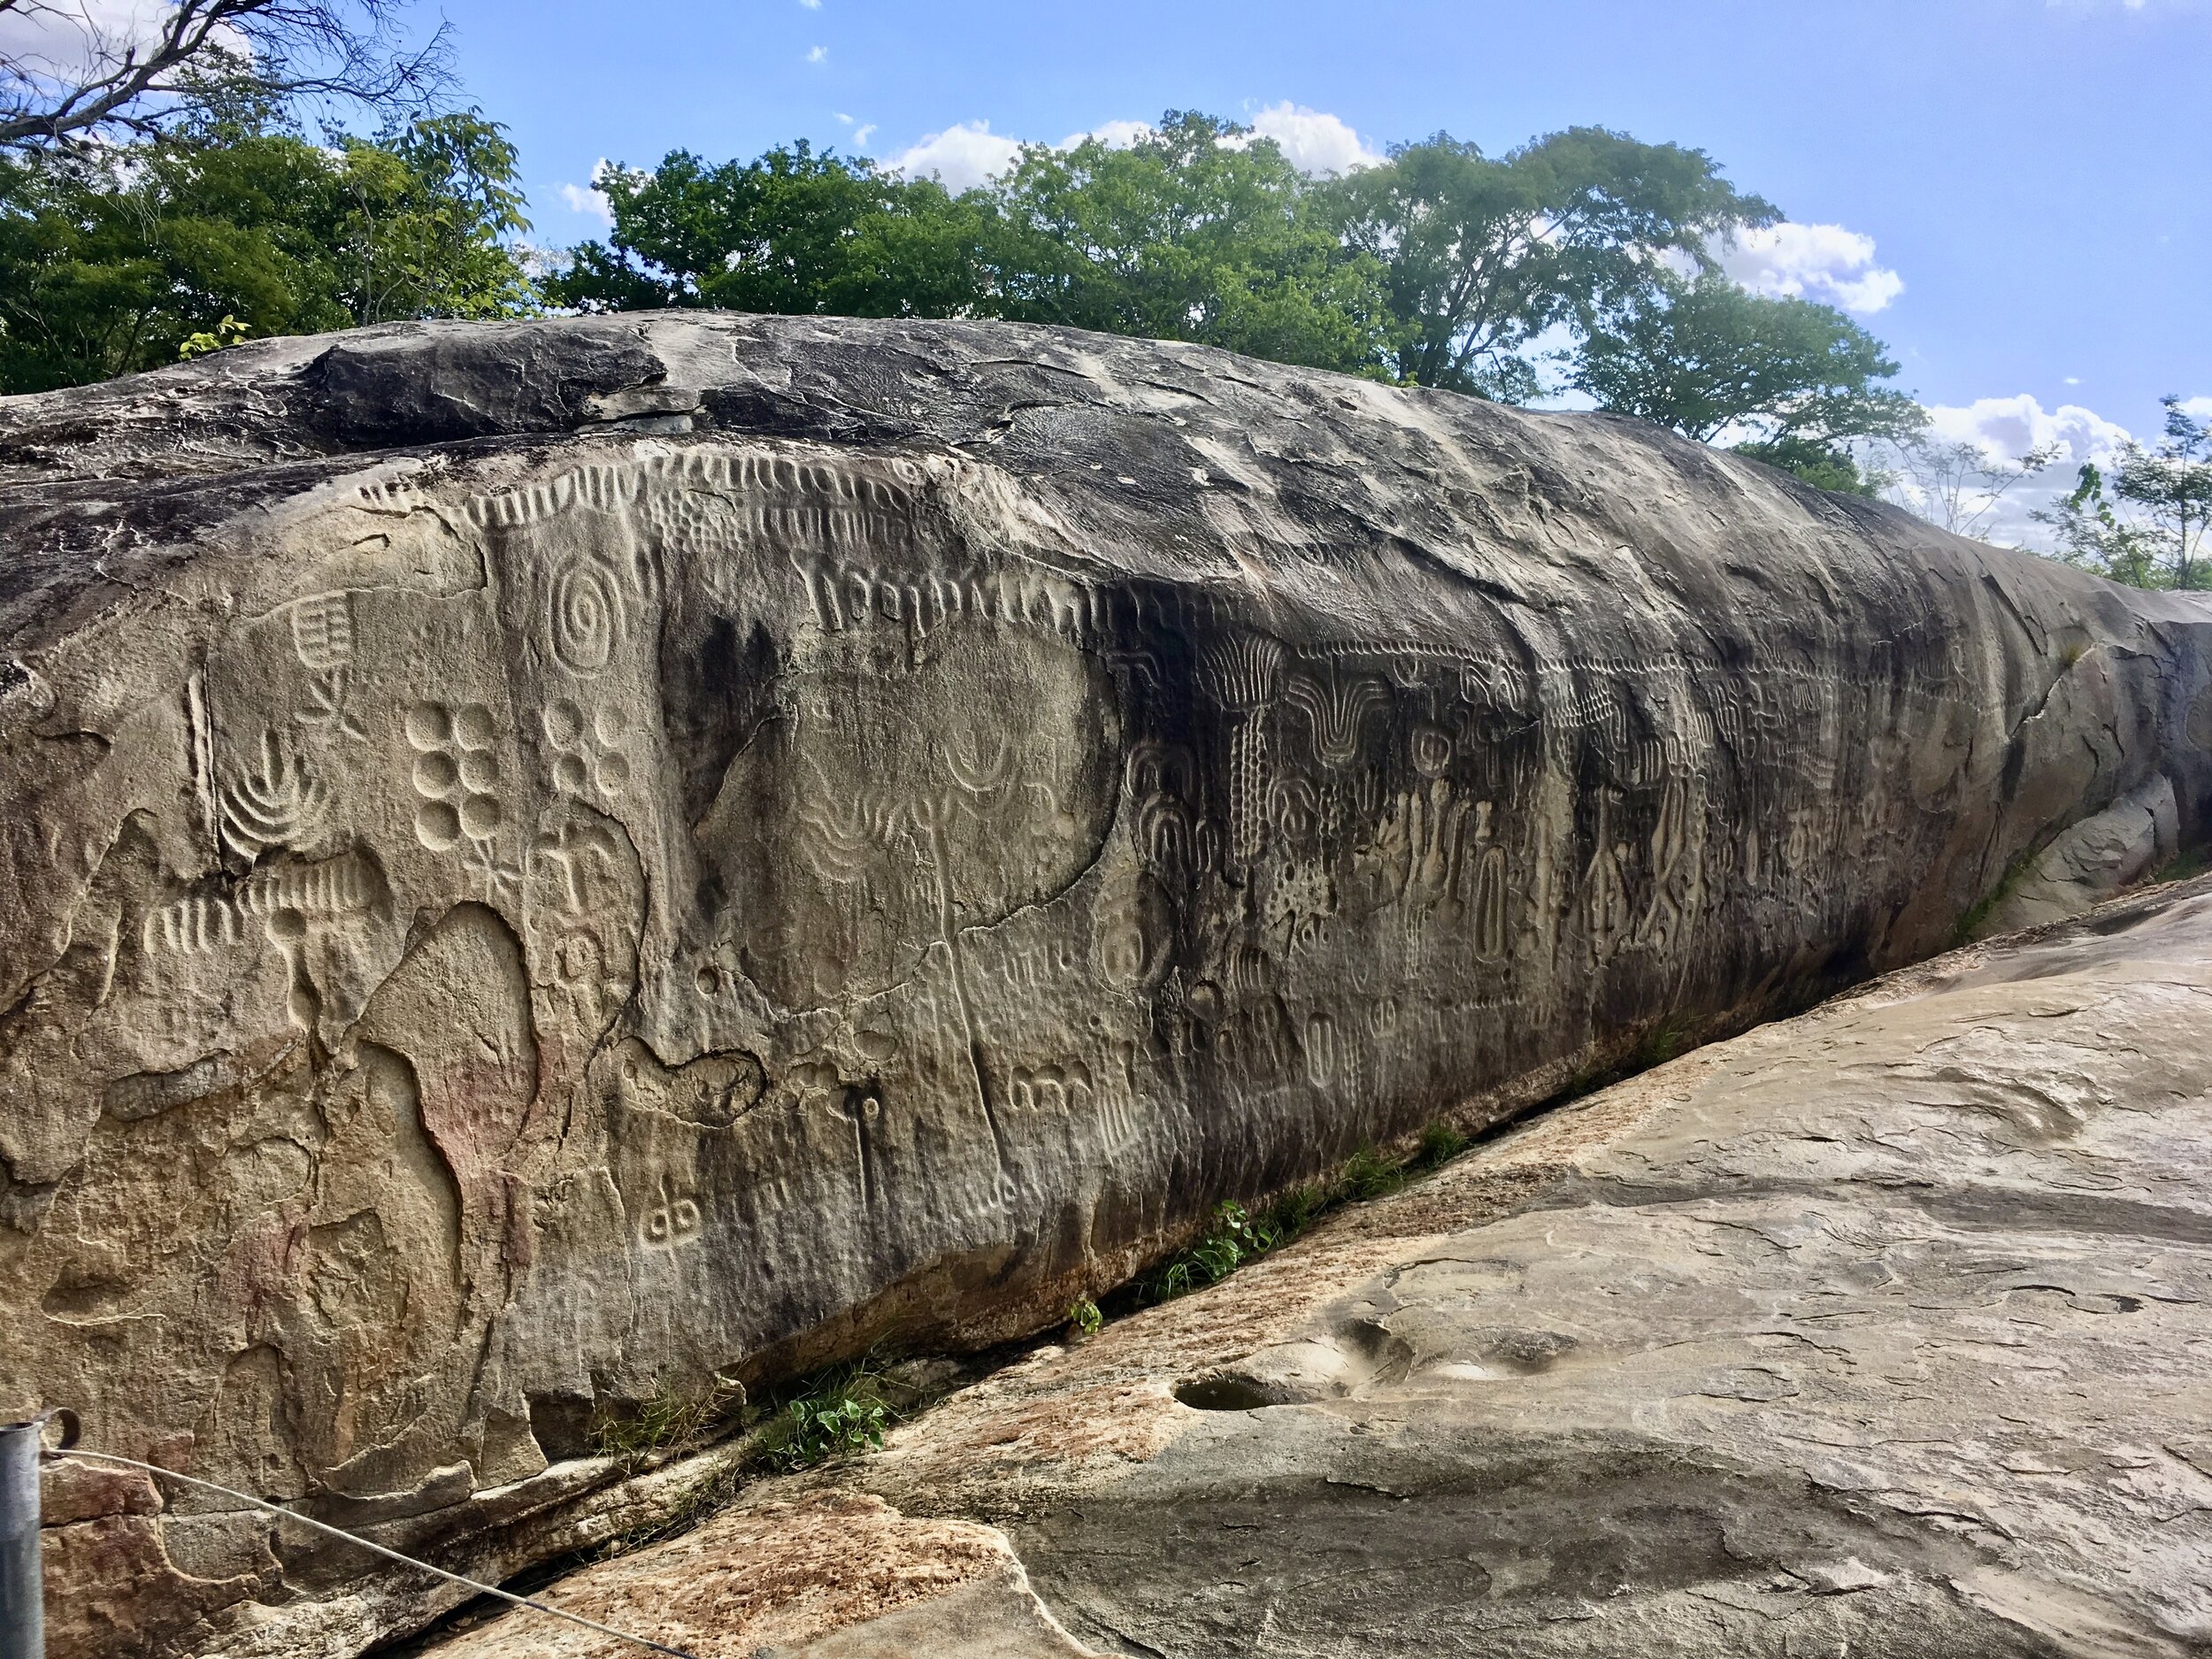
[[443, 0, 2207, 529]]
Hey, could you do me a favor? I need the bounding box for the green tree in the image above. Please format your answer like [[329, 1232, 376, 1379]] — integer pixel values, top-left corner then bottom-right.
[[1569, 272, 1921, 492], [332, 110, 534, 323], [0, 97, 532, 392], [1322, 127, 1777, 398], [548, 141, 999, 319], [553, 115, 1391, 377], [2032, 464, 2162, 587], [985, 111, 1389, 374], [2034, 401, 2212, 588], [2113, 397, 2212, 588]]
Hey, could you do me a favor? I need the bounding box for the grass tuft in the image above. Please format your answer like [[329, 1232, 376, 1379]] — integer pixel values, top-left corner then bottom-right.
[[2153, 846, 2210, 886], [1126, 1117, 1481, 1310], [586, 1355, 918, 1560], [591, 1372, 745, 1472], [1412, 1121, 1471, 1169]]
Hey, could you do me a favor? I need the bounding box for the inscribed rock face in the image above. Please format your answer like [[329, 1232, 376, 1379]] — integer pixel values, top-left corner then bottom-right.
[[1, 315, 2206, 1655]]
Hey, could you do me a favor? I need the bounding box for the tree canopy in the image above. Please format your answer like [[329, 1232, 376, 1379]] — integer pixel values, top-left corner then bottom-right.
[[1323, 127, 1778, 399], [552, 113, 1391, 376], [984, 111, 1389, 374], [549, 141, 998, 319], [1568, 270, 1922, 492], [2, 82, 1935, 505], [2034, 398, 2212, 589], [0, 96, 531, 391]]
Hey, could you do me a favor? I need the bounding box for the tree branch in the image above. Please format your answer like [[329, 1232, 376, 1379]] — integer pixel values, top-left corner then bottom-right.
[[1, 0, 449, 148]]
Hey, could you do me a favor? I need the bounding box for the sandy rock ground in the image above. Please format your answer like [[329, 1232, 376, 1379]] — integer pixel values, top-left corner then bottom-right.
[[419, 875, 2212, 1659]]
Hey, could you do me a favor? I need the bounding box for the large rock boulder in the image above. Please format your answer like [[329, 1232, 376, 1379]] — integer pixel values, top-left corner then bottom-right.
[[1, 314, 2208, 1654], [423, 872, 2212, 1659]]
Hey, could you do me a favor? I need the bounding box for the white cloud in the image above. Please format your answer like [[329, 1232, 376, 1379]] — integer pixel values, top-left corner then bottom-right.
[[0, 0, 175, 78], [557, 175, 614, 226], [1887, 394, 2136, 546], [2180, 396, 2212, 419], [885, 120, 1025, 191], [1246, 101, 1381, 176], [1057, 105, 1378, 175], [800, 0, 822, 7], [805, 43, 827, 63], [1924, 394, 2134, 471], [1718, 223, 1904, 314], [892, 104, 1375, 188], [852, 123, 876, 149], [1062, 118, 1155, 150]]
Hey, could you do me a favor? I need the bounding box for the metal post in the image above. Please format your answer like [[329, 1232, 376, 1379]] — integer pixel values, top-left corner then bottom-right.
[[0, 1414, 45, 1659]]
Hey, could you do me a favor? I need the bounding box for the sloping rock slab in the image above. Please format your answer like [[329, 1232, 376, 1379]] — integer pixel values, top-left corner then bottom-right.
[[426, 876, 2212, 1659], [3, 315, 2210, 1652]]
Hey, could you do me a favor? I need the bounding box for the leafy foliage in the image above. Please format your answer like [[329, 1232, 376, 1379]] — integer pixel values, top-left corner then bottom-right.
[[2109, 398, 2212, 588], [754, 1360, 895, 1472], [0, 96, 532, 392], [987, 111, 1390, 374], [1130, 1120, 1477, 1307], [1335, 1146, 1407, 1202], [549, 115, 1851, 403], [552, 114, 1391, 377], [1570, 270, 1922, 490], [1066, 1296, 1103, 1340], [2029, 398, 2212, 589], [1322, 127, 1777, 396], [772, 1393, 888, 1469], [549, 140, 997, 319]]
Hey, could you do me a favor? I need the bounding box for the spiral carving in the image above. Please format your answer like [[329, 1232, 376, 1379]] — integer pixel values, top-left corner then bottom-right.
[[549, 557, 620, 675]]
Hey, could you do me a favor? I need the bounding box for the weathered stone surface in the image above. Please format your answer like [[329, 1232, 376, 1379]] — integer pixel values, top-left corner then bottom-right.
[[426, 875, 2212, 1659], [1981, 772, 2181, 934], [2, 314, 2208, 1654]]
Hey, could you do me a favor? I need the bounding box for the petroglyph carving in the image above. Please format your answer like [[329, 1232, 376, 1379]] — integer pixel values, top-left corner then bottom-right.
[[1202, 635, 1286, 868], [1285, 671, 1390, 770], [1303, 1010, 1340, 1088], [1468, 802, 1509, 963], [289, 592, 356, 671], [1, 315, 2202, 1655], [549, 553, 624, 675], [219, 726, 329, 857], [1369, 778, 1473, 913], [143, 849, 380, 955], [407, 700, 505, 855], [1585, 790, 1633, 963], [296, 668, 369, 741], [1096, 875, 1174, 991], [1127, 741, 1215, 888], [542, 699, 631, 798], [828, 1085, 883, 1206], [798, 554, 1106, 642], [1637, 772, 1704, 953], [531, 818, 622, 915], [637, 1179, 703, 1249]]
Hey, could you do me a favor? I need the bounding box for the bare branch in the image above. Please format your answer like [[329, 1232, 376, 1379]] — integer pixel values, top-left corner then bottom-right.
[[0, 0, 449, 149]]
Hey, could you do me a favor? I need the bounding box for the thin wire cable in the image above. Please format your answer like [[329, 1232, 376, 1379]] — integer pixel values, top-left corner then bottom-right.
[[47, 1446, 700, 1658]]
